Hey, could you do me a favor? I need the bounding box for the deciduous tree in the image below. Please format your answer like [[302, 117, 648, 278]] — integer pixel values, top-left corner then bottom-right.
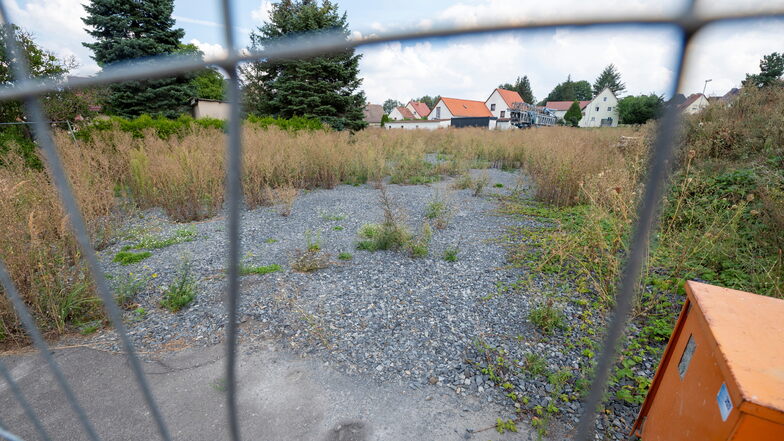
[[542, 75, 592, 104], [383, 99, 402, 114], [617, 94, 663, 124]]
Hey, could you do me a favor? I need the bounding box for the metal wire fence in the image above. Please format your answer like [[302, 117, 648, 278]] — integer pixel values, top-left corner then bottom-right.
[[0, 1, 782, 440]]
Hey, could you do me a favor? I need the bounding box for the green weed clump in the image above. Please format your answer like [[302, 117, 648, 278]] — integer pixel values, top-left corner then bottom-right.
[[443, 246, 459, 262], [160, 262, 196, 312], [529, 299, 566, 335], [356, 185, 412, 252], [338, 252, 353, 260], [114, 273, 147, 308], [239, 264, 282, 276], [123, 227, 196, 251], [112, 251, 152, 265], [424, 190, 452, 229]]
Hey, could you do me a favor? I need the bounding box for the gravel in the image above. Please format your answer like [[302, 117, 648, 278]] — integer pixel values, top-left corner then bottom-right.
[[87, 167, 638, 440]]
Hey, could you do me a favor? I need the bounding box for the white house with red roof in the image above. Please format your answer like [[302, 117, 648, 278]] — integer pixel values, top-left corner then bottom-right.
[[546, 87, 619, 127], [389, 105, 416, 121], [405, 100, 431, 119], [485, 88, 525, 130], [428, 97, 493, 120]]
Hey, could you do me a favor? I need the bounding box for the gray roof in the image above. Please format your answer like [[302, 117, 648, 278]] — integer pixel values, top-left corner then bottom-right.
[[363, 104, 384, 123]]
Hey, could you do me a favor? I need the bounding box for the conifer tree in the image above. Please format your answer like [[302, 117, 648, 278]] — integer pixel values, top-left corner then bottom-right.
[[82, 0, 194, 118], [241, 0, 366, 131], [564, 101, 583, 127], [592, 64, 626, 96]]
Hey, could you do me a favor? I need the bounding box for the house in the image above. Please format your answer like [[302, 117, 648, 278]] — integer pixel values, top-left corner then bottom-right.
[[190, 98, 230, 119], [484, 88, 524, 130], [405, 100, 431, 119], [428, 97, 493, 120], [363, 104, 384, 127], [579, 87, 619, 127], [545, 100, 590, 122], [389, 106, 416, 120], [545, 87, 619, 127], [678, 93, 709, 114], [718, 88, 741, 105]]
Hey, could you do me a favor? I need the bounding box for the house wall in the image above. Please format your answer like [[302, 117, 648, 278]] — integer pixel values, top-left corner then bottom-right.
[[579, 88, 619, 127], [683, 95, 709, 114], [495, 120, 512, 130], [551, 109, 568, 121], [193, 101, 230, 120], [428, 100, 455, 120], [389, 107, 406, 120], [385, 120, 446, 130], [485, 90, 511, 119]]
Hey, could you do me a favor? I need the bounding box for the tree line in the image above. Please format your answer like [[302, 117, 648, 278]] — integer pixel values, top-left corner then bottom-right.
[[1, 0, 367, 131]]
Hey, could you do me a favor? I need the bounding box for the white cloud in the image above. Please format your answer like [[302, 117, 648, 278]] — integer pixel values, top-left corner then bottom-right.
[[7, 0, 99, 76], [681, 20, 784, 96], [358, 1, 784, 104], [189, 39, 227, 60], [359, 27, 678, 104], [251, 1, 274, 23]]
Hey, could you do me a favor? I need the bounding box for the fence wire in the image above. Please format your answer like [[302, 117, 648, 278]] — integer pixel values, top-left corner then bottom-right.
[[0, 1, 783, 440]]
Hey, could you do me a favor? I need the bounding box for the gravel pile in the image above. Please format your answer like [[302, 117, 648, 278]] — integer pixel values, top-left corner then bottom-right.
[[89, 167, 638, 439]]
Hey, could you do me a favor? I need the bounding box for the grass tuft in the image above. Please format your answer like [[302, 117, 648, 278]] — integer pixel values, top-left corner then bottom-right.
[[160, 262, 196, 312], [239, 264, 282, 276], [112, 251, 152, 265]]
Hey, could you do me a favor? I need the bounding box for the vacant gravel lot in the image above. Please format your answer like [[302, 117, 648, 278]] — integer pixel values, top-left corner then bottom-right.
[[85, 168, 628, 439]]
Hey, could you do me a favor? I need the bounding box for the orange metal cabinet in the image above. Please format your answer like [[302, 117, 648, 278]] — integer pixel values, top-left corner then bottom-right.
[[631, 281, 784, 441]]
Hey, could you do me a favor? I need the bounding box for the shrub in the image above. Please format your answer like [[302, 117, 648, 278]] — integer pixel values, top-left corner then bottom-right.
[[112, 251, 152, 265], [473, 171, 489, 196], [160, 262, 196, 312]]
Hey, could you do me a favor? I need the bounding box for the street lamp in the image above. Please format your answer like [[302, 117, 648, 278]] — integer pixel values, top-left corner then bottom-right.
[[702, 78, 713, 96]]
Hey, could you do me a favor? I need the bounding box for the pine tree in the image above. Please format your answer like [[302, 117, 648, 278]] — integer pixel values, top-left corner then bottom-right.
[[564, 101, 583, 127], [241, 0, 366, 131], [499, 76, 535, 104], [743, 52, 784, 88], [592, 64, 626, 96], [82, 0, 194, 118]]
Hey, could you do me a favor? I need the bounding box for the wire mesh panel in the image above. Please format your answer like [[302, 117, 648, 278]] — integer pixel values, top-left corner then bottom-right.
[[0, 1, 783, 440]]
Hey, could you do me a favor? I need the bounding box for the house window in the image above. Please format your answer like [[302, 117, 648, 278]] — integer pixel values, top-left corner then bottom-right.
[[435, 107, 441, 119], [490, 103, 496, 111], [608, 107, 612, 111], [500, 110, 505, 118], [595, 106, 599, 111], [591, 117, 595, 121], [603, 97, 607, 101]]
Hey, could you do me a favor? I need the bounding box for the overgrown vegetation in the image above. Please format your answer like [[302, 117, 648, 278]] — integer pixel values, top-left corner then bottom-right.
[[498, 85, 784, 432], [239, 263, 282, 276]]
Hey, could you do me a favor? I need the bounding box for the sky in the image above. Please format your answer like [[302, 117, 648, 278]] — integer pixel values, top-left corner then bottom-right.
[[7, 0, 784, 104]]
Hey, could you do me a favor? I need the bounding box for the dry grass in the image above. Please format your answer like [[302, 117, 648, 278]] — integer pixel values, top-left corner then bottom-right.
[[1, 125, 636, 342]]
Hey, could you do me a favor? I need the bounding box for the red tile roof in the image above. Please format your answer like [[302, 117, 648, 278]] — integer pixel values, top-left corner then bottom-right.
[[408, 101, 431, 118], [439, 97, 493, 117], [495, 88, 525, 106], [545, 100, 590, 111], [395, 106, 416, 119]]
